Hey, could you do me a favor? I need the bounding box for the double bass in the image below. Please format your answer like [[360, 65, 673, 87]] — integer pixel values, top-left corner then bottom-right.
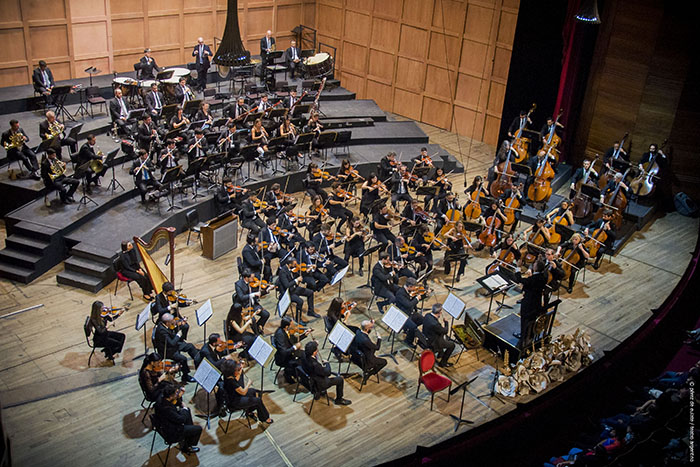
[[512, 103, 536, 163], [572, 155, 600, 219], [598, 133, 629, 190], [541, 109, 563, 163], [527, 152, 555, 203], [595, 167, 630, 230], [629, 140, 666, 198]]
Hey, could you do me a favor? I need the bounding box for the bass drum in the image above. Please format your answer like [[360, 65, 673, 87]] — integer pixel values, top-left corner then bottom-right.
[[304, 52, 334, 77]]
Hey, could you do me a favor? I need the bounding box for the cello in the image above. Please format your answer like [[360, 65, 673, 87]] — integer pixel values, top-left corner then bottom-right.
[[527, 151, 555, 203], [629, 140, 666, 198], [584, 223, 609, 260], [502, 183, 523, 229], [595, 167, 630, 230], [486, 233, 522, 275], [522, 221, 549, 264], [478, 203, 504, 248], [512, 103, 536, 163], [490, 150, 516, 199], [546, 202, 572, 245], [541, 109, 563, 163], [463, 179, 485, 221]]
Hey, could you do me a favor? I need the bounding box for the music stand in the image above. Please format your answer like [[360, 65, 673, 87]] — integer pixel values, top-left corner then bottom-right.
[[412, 166, 431, 179], [85, 66, 100, 87], [580, 183, 600, 200], [161, 104, 178, 123], [476, 273, 513, 324], [359, 243, 382, 289], [185, 157, 207, 199], [184, 99, 202, 117], [74, 87, 89, 119], [293, 103, 311, 118], [74, 161, 98, 210], [239, 144, 259, 182], [156, 70, 175, 81], [161, 165, 184, 211], [51, 85, 75, 123], [379, 305, 408, 364], [127, 108, 145, 121], [556, 223, 576, 244], [268, 107, 287, 121], [104, 148, 124, 194], [295, 132, 315, 166], [67, 123, 83, 145], [416, 185, 440, 197], [449, 376, 478, 431]]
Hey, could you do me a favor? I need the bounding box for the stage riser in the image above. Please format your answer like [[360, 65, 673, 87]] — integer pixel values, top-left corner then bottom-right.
[[56, 270, 104, 293], [0, 223, 65, 284]]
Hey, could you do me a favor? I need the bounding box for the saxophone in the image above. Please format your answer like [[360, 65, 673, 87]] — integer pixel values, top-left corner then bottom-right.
[[3, 132, 24, 150], [49, 158, 66, 181]]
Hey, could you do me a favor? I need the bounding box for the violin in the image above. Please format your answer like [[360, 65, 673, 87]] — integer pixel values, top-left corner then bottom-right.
[[311, 168, 336, 180], [408, 285, 432, 298], [325, 232, 345, 243], [152, 359, 180, 374], [401, 171, 420, 183], [347, 166, 365, 180], [312, 205, 329, 216], [336, 188, 357, 201], [417, 154, 434, 167], [101, 306, 127, 320], [166, 290, 196, 306], [290, 260, 316, 274], [225, 183, 248, 194], [423, 231, 448, 249], [241, 306, 258, 320], [248, 277, 274, 291], [250, 196, 271, 211], [399, 244, 417, 255], [216, 339, 243, 353], [413, 205, 436, 223], [341, 300, 357, 316], [371, 180, 389, 194], [288, 322, 313, 336]]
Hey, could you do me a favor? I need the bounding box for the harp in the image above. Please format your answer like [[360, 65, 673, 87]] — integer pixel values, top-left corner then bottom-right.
[[133, 227, 176, 294]]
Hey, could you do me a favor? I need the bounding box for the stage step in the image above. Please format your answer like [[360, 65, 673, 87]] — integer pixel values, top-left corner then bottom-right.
[[8, 221, 59, 242], [56, 269, 104, 293], [0, 249, 42, 269], [4, 234, 51, 255], [69, 242, 116, 264], [0, 263, 34, 283], [64, 256, 113, 278]]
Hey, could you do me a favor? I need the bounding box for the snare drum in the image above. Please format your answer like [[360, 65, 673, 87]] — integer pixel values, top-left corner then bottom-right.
[[113, 77, 138, 96], [304, 52, 334, 77]]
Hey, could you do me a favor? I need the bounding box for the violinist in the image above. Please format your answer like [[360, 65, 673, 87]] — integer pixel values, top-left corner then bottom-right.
[[265, 183, 292, 213], [583, 209, 616, 270], [327, 298, 359, 333], [379, 151, 397, 180], [139, 352, 176, 403], [154, 383, 202, 454], [88, 300, 125, 362], [336, 159, 360, 189], [226, 302, 259, 352], [234, 270, 271, 332], [302, 341, 351, 406], [442, 221, 470, 282], [195, 333, 228, 367], [307, 195, 328, 234], [435, 192, 460, 233], [154, 313, 198, 383], [220, 359, 274, 424], [278, 257, 317, 322], [360, 173, 384, 217], [422, 304, 455, 367], [355, 320, 387, 379], [298, 242, 329, 291], [570, 159, 599, 199], [600, 172, 628, 203], [130, 149, 164, 204], [343, 219, 368, 275], [390, 164, 414, 209], [158, 139, 179, 176], [388, 236, 418, 279], [278, 206, 305, 245], [424, 167, 451, 211], [313, 223, 349, 271], [412, 147, 433, 169], [273, 317, 310, 383], [486, 233, 521, 275], [115, 240, 154, 300], [328, 182, 355, 230], [399, 199, 423, 238], [242, 234, 267, 279], [240, 196, 266, 235], [556, 233, 590, 293], [371, 252, 399, 314], [372, 204, 397, 251], [410, 225, 436, 273], [394, 277, 424, 348], [153, 282, 190, 340], [305, 163, 328, 202], [260, 217, 289, 267]]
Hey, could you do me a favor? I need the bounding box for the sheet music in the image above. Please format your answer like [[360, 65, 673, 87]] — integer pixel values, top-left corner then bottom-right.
[[483, 274, 508, 291], [330, 265, 349, 286], [248, 336, 274, 367], [193, 358, 222, 394], [442, 292, 466, 320], [328, 321, 355, 353], [382, 306, 409, 334], [195, 299, 213, 326], [277, 289, 291, 317], [135, 303, 151, 331]]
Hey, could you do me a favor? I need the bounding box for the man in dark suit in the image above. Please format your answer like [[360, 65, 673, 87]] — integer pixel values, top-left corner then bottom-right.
[[394, 277, 424, 347], [39, 110, 75, 160], [129, 149, 163, 203], [241, 234, 267, 278], [273, 317, 310, 382], [76, 134, 107, 189], [302, 341, 351, 405], [40, 148, 79, 203], [151, 282, 190, 340], [187, 128, 208, 163], [2, 119, 40, 179], [239, 198, 266, 235], [154, 313, 198, 383], [354, 320, 387, 379], [233, 269, 270, 331], [285, 89, 301, 111], [422, 304, 455, 367], [174, 77, 194, 107], [154, 383, 201, 454], [32, 60, 54, 95], [371, 253, 398, 314], [514, 260, 548, 349], [569, 158, 599, 199], [284, 39, 302, 78], [145, 82, 165, 119], [224, 96, 250, 125], [138, 48, 160, 80], [507, 109, 532, 138], [278, 258, 316, 322], [137, 115, 159, 151], [192, 37, 212, 91], [109, 88, 132, 135], [260, 30, 276, 67]]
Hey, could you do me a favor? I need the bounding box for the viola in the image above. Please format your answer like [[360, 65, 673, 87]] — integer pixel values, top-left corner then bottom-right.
[[408, 285, 432, 298], [401, 172, 420, 183], [288, 322, 313, 336], [336, 189, 357, 201], [341, 300, 357, 315], [399, 244, 417, 255], [225, 183, 248, 194], [371, 180, 389, 194], [290, 260, 316, 274], [347, 166, 365, 180], [249, 277, 274, 291], [271, 226, 291, 238], [414, 206, 436, 223], [216, 339, 243, 353], [313, 205, 329, 216]]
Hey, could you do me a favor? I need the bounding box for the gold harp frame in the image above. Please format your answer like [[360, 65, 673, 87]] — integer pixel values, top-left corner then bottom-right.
[[133, 227, 176, 294]]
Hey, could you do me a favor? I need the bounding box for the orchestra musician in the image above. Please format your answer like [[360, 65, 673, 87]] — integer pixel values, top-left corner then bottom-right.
[[313, 223, 349, 271], [489, 139, 516, 183], [158, 139, 179, 176], [371, 252, 399, 314], [115, 240, 154, 300], [226, 302, 260, 352], [260, 30, 276, 67], [526, 149, 556, 196], [194, 102, 214, 130], [152, 282, 190, 340], [359, 173, 384, 217], [285, 89, 301, 111], [154, 383, 202, 454], [109, 88, 132, 135], [442, 221, 470, 282], [540, 116, 564, 149], [76, 134, 107, 189], [39, 110, 76, 159], [298, 242, 329, 291], [239, 197, 266, 235], [224, 96, 249, 125], [187, 128, 208, 162], [508, 109, 533, 138], [379, 151, 397, 181], [513, 260, 547, 350], [556, 233, 590, 293], [32, 60, 55, 95], [388, 236, 417, 279], [302, 340, 352, 406], [192, 37, 212, 92], [169, 106, 190, 140], [545, 199, 574, 235], [600, 172, 629, 203], [265, 183, 293, 213], [220, 359, 273, 423], [278, 257, 317, 323], [273, 316, 311, 383], [88, 300, 125, 362], [257, 94, 272, 113], [390, 164, 414, 209], [234, 269, 271, 332], [242, 234, 267, 279], [2, 119, 40, 179], [372, 204, 397, 251], [305, 163, 328, 201], [145, 82, 165, 119], [583, 209, 616, 270], [175, 77, 194, 106], [154, 313, 198, 383], [638, 143, 670, 205], [410, 225, 435, 274], [138, 48, 160, 80], [543, 248, 565, 302], [304, 112, 324, 139], [284, 39, 303, 79], [139, 352, 177, 403], [194, 333, 236, 368], [465, 175, 489, 200], [328, 182, 354, 230], [40, 148, 79, 204], [412, 147, 433, 170], [486, 233, 522, 275], [394, 277, 424, 348], [603, 140, 629, 170], [130, 149, 164, 204], [355, 320, 387, 379], [344, 219, 367, 275], [399, 199, 424, 238], [137, 114, 159, 151], [279, 117, 297, 146], [422, 304, 455, 368], [570, 159, 599, 199], [260, 216, 289, 267], [327, 297, 359, 333], [250, 118, 269, 159], [424, 167, 451, 211], [434, 192, 459, 234], [217, 121, 238, 156]]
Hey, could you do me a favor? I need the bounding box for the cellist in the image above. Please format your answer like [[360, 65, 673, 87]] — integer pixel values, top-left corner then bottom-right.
[[434, 191, 460, 233], [488, 139, 516, 183], [583, 209, 616, 270], [556, 233, 589, 293], [526, 149, 556, 200], [486, 233, 521, 275]]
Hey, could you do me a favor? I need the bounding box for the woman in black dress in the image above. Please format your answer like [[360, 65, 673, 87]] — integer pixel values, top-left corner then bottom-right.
[[226, 302, 258, 351], [220, 359, 273, 423], [89, 300, 126, 362]]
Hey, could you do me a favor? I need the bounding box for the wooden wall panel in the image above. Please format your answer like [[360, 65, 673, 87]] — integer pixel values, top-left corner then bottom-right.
[[317, 0, 518, 144], [0, 0, 316, 87]]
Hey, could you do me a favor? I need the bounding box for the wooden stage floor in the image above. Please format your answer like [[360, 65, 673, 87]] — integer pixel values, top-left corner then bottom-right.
[[0, 120, 698, 466]]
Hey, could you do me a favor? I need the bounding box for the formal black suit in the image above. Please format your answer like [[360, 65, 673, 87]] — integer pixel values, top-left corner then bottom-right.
[[301, 354, 344, 399], [192, 43, 212, 90], [1, 128, 38, 172], [174, 84, 194, 107], [273, 327, 305, 369], [354, 330, 386, 376], [129, 158, 163, 202], [145, 90, 165, 117], [603, 146, 629, 167], [233, 277, 270, 330], [284, 46, 302, 78], [394, 286, 423, 343], [239, 200, 265, 235], [115, 248, 152, 295], [260, 36, 276, 65], [422, 313, 455, 365], [151, 292, 189, 340], [138, 55, 160, 80], [515, 271, 547, 348], [109, 96, 132, 134], [154, 395, 201, 447], [76, 142, 107, 184], [32, 67, 54, 93], [278, 264, 314, 318], [371, 262, 398, 312], [241, 244, 265, 277], [508, 115, 529, 136], [194, 342, 223, 368], [40, 157, 78, 202], [137, 121, 158, 150], [153, 322, 198, 376]]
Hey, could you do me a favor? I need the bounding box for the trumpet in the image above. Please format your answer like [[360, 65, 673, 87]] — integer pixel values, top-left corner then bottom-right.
[[49, 158, 66, 181]]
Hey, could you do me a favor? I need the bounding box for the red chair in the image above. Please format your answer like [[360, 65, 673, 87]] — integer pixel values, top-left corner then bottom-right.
[[114, 271, 133, 300], [416, 349, 452, 411]]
